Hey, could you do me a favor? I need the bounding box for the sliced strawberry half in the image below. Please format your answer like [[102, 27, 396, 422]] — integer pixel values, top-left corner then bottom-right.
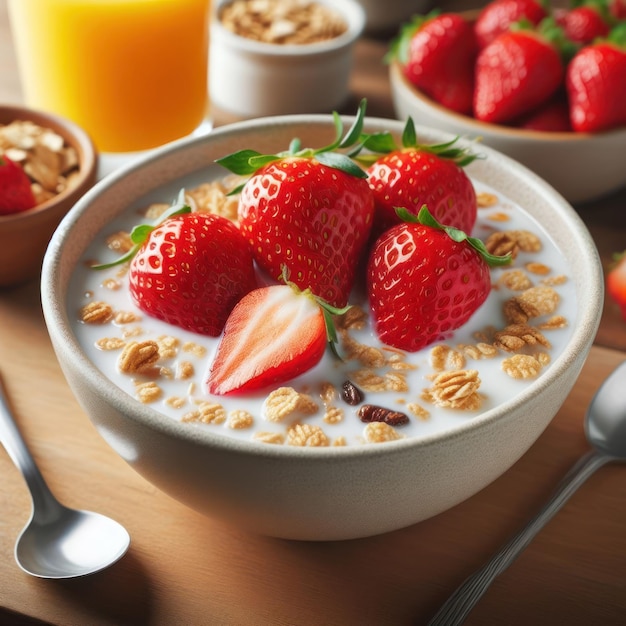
[[206, 281, 346, 396]]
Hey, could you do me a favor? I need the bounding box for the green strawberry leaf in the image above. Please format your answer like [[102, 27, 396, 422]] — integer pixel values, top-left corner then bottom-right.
[[609, 21, 626, 46], [337, 98, 367, 149], [215, 149, 265, 175], [513, 17, 578, 62], [92, 189, 191, 270], [358, 116, 482, 167], [288, 137, 302, 154], [129, 224, 154, 245], [315, 151, 368, 178], [355, 131, 397, 155], [247, 154, 283, 169], [402, 115, 418, 148], [215, 99, 369, 184], [397, 206, 512, 267]]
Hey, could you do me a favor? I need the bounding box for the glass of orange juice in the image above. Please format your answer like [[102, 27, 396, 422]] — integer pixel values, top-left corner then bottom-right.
[[8, 0, 211, 155]]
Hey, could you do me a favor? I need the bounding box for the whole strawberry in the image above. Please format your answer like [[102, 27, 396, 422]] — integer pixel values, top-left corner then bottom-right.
[[610, 0, 626, 19], [514, 94, 573, 131], [217, 101, 374, 308], [360, 117, 478, 238], [390, 12, 477, 114], [129, 212, 256, 336], [475, 0, 549, 49], [607, 250, 626, 319], [473, 19, 572, 124], [566, 23, 626, 132], [0, 154, 37, 216], [367, 208, 510, 352], [94, 193, 257, 336], [556, 1, 612, 45]]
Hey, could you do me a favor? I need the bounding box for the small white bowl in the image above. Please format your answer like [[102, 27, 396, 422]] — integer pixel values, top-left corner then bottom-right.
[[42, 114, 603, 541], [209, 0, 365, 118], [389, 61, 626, 204]]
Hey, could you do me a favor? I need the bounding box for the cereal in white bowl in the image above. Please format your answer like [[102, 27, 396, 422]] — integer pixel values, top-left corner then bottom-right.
[[42, 115, 602, 541], [69, 175, 575, 447]]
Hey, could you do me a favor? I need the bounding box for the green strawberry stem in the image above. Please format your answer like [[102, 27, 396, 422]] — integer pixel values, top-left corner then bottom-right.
[[357, 116, 480, 168], [399, 206, 512, 267], [513, 17, 578, 62], [280, 265, 350, 360], [216, 99, 370, 194], [609, 21, 626, 45], [570, 0, 612, 22], [92, 189, 191, 270]]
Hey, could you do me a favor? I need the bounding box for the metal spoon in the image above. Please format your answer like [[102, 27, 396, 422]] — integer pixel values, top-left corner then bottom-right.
[[0, 372, 130, 579], [428, 360, 626, 625]]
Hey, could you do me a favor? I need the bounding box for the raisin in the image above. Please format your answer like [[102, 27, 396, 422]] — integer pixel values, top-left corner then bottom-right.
[[357, 404, 409, 426], [341, 380, 363, 405]]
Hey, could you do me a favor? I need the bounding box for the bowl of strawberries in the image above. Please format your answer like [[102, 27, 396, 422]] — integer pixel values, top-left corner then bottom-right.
[[0, 104, 98, 287], [389, 0, 626, 204], [41, 102, 602, 540]]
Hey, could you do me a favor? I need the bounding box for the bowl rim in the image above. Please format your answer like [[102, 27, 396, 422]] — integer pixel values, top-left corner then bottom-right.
[[212, 0, 366, 57], [0, 104, 98, 224], [41, 113, 604, 460], [389, 60, 626, 143]]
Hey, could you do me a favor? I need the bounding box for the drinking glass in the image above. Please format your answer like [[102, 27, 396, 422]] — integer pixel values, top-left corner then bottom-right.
[[8, 0, 211, 171]]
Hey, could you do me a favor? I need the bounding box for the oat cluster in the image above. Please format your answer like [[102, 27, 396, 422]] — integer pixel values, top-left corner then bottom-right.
[[219, 0, 347, 45], [0, 119, 80, 205], [80, 187, 571, 447]]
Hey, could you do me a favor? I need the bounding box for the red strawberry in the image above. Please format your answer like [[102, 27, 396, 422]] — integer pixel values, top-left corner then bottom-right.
[[390, 12, 477, 114], [475, 0, 549, 49], [0, 154, 37, 216], [216, 102, 374, 309], [129, 212, 256, 336], [367, 207, 510, 352], [94, 194, 257, 336], [556, 2, 611, 45], [607, 251, 626, 319], [513, 94, 573, 131], [566, 23, 626, 132], [473, 20, 571, 124], [609, 0, 626, 19], [360, 117, 478, 238], [206, 280, 345, 396]]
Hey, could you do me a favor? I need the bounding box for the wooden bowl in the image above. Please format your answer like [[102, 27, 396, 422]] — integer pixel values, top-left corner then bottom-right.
[[0, 104, 98, 287]]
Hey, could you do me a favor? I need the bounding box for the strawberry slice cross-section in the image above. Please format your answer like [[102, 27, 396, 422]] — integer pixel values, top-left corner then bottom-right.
[[206, 282, 342, 396]]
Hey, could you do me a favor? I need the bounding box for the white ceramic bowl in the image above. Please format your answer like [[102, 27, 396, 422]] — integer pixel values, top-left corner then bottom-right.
[[209, 0, 365, 118], [390, 60, 626, 204], [42, 115, 602, 541]]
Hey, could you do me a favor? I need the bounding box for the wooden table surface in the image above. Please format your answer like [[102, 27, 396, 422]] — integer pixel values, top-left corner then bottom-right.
[[1, 1, 625, 624]]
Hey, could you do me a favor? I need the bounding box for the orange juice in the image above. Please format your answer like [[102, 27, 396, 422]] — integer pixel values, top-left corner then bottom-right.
[[8, 0, 210, 153]]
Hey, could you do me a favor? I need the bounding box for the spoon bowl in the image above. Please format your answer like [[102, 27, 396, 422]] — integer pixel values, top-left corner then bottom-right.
[[0, 372, 130, 579], [15, 506, 130, 579], [428, 360, 626, 625], [585, 360, 626, 458]]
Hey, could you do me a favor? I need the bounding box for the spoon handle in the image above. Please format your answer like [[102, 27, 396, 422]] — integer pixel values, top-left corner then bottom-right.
[[427, 449, 613, 626], [0, 374, 60, 517]]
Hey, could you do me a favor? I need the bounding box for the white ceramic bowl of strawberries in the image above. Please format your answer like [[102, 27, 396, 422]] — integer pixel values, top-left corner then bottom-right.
[[41, 109, 603, 541], [389, 0, 626, 204]]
